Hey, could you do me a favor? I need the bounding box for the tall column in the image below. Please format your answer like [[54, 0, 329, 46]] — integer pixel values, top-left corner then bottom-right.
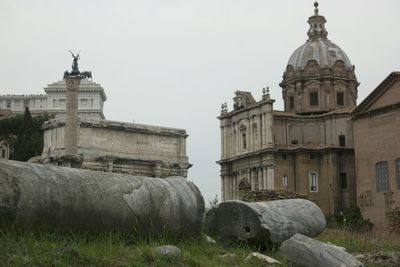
[[258, 168, 262, 190], [64, 77, 82, 156], [267, 166, 275, 190], [263, 167, 268, 190]]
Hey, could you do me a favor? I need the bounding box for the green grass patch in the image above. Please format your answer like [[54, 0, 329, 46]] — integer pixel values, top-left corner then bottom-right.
[[317, 228, 400, 253], [0, 225, 285, 267], [1, 225, 399, 266]]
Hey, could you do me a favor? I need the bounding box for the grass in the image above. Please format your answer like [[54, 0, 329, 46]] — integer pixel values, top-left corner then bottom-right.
[[0, 225, 286, 267], [317, 228, 400, 253], [0, 225, 399, 266]]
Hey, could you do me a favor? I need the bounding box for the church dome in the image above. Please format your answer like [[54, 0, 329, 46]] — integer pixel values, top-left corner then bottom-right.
[[286, 1, 353, 71], [288, 39, 352, 70], [280, 2, 359, 114]]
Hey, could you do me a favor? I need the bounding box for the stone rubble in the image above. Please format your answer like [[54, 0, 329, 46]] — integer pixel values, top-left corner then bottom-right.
[[153, 245, 181, 257], [242, 189, 307, 202], [244, 252, 280, 266]]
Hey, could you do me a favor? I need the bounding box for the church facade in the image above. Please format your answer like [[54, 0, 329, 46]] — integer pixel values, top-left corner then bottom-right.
[[218, 2, 358, 215]]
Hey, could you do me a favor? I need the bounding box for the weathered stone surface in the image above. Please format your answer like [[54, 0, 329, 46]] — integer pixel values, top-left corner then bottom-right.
[[153, 245, 181, 257], [202, 234, 216, 244], [204, 199, 325, 246], [0, 159, 204, 236], [244, 252, 280, 266], [280, 234, 363, 267]]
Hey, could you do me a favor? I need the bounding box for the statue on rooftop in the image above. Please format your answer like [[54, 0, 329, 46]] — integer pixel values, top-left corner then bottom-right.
[[68, 50, 80, 74], [63, 51, 92, 79]]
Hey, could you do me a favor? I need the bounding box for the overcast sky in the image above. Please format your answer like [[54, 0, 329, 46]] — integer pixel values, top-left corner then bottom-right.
[[1, 0, 399, 203]]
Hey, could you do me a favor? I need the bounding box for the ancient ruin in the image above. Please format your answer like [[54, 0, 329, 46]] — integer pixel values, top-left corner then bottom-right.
[[0, 159, 204, 235], [204, 199, 326, 246]]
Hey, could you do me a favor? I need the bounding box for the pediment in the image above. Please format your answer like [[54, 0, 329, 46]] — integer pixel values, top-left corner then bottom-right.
[[333, 80, 348, 86], [304, 80, 321, 87], [353, 72, 400, 115]]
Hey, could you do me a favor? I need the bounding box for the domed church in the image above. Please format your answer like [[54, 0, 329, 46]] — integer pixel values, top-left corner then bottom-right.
[[218, 2, 359, 216]]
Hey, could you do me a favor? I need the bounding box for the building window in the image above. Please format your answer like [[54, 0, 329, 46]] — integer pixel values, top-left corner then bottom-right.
[[281, 154, 287, 160], [282, 175, 288, 190], [6, 101, 11, 108], [80, 98, 88, 106], [396, 159, 400, 191], [242, 133, 247, 149], [309, 92, 318, 106], [375, 161, 389, 192], [23, 100, 29, 108], [289, 96, 295, 110], [337, 92, 344, 106], [1, 148, 6, 158], [339, 135, 346, 147], [340, 172, 348, 190], [309, 172, 318, 192]]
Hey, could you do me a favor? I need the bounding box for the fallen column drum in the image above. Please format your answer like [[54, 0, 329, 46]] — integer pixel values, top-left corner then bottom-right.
[[0, 159, 205, 236], [204, 199, 326, 246]]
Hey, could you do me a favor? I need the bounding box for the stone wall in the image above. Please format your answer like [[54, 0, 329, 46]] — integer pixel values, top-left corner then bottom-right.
[[353, 110, 400, 227]]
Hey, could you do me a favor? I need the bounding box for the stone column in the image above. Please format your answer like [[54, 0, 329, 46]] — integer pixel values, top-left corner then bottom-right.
[[232, 173, 237, 199], [261, 113, 267, 148], [225, 175, 230, 200], [64, 77, 81, 156], [220, 126, 225, 158], [265, 108, 273, 148], [250, 169, 255, 191], [267, 166, 275, 190], [263, 166, 268, 190], [221, 175, 225, 201], [258, 168, 263, 190], [249, 118, 253, 150]]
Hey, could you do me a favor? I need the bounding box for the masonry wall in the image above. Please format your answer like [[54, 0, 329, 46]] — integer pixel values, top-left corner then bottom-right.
[[354, 110, 400, 228]]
